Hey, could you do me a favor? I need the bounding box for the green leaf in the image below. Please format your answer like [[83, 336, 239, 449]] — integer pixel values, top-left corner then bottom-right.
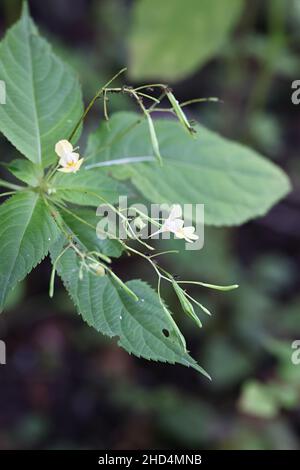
[[86, 112, 291, 226], [4, 280, 25, 311], [0, 191, 60, 310], [129, 0, 244, 81], [0, 4, 83, 167], [60, 207, 123, 258], [52, 169, 124, 207], [50, 235, 209, 378], [6, 159, 43, 186]]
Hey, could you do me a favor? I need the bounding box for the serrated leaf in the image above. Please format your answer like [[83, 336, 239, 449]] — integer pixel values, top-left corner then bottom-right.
[[0, 4, 83, 167], [0, 191, 60, 310], [50, 235, 209, 378], [86, 112, 291, 226], [52, 168, 124, 207], [6, 159, 43, 186], [129, 0, 244, 81], [61, 207, 123, 258]]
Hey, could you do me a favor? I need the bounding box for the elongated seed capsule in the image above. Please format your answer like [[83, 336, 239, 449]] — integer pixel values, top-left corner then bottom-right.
[[109, 270, 139, 301], [146, 113, 162, 165], [166, 91, 194, 135], [172, 281, 202, 328], [177, 280, 239, 291]]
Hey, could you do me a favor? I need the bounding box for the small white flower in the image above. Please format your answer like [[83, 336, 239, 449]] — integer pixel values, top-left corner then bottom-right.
[[151, 205, 199, 243], [55, 139, 84, 173], [89, 262, 105, 277], [133, 216, 147, 230], [174, 225, 199, 242]]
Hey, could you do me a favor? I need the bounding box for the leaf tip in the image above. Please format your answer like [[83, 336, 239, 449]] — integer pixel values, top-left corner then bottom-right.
[[194, 363, 212, 380]]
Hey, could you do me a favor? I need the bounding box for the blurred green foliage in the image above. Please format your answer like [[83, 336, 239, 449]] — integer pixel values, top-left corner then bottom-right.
[[128, 0, 244, 81]]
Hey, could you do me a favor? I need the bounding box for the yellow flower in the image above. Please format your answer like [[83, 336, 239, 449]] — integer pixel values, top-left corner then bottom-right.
[[55, 139, 84, 173]]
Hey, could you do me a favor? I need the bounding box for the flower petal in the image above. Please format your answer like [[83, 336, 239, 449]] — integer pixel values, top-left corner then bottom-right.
[[149, 227, 164, 237], [69, 152, 80, 163], [55, 139, 73, 158], [169, 204, 182, 220], [182, 227, 199, 241], [182, 226, 195, 236], [57, 166, 74, 173], [189, 233, 199, 240], [175, 231, 185, 239], [57, 158, 84, 173], [75, 158, 84, 171], [167, 218, 184, 234]]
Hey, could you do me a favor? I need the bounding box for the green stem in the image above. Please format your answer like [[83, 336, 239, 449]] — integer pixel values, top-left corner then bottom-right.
[[0, 191, 16, 198], [52, 199, 122, 243], [0, 178, 24, 191], [177, 280, 239, 291], [68, 67, 127, 142], [134, 84, 167, 92], [180, 97, 222, 107], [84, 89, 166, 164], [49, 244, 71, 298]]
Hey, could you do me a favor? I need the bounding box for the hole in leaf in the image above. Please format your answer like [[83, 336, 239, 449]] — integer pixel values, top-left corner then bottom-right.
[[162, 329, 169, 338]]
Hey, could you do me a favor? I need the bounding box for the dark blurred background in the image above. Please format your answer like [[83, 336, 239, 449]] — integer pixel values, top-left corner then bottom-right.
[[0, 0, 300, 450]]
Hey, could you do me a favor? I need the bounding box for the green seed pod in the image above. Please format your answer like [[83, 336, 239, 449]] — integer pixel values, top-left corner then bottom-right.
[[172, 281, 202, 328], [166, 91, 194, 135], [109, 270, 139, 301], [146, 113, 162, 165]]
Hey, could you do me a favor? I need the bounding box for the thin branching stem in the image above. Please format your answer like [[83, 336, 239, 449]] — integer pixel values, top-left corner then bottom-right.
[[0, 178, 24, 191], [68, 67, 127, 142]]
